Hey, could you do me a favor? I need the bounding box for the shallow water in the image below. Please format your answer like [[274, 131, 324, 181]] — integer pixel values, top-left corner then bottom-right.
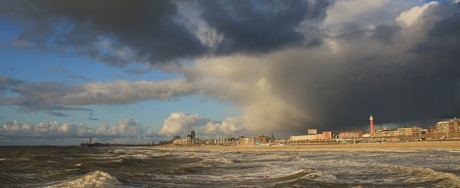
[[1, 146, 460, 187]]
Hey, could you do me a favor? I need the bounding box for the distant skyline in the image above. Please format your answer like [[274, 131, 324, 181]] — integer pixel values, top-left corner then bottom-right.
[[1, 0, 460, 145]]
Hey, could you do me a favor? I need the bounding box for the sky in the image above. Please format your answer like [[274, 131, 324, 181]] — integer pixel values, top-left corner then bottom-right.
[[1, 0, 460, 145]]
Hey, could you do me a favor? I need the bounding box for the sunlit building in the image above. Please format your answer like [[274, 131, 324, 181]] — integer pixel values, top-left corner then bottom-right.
[[428, 118, 460, 133], [338, 130, 363, 139], [290, 131, 333, 141], [370, 127, 421, 138]]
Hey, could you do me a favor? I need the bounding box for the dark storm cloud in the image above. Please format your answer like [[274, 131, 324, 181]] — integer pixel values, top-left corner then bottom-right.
[[243, 1, 460, 133], [311, 62, 455, 130], [371, 25, 401, 44], [336, 23, 367, 41], [412, 4, 460, 59], [0, 0, 335, 66], [307, 2, 460, 131], [335, 23, 401, 44], [0, 0, 208, 66], [198, 0, 333, 55]]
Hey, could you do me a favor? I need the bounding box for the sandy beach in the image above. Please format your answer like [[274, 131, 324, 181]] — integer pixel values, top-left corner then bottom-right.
[[151, 141, 460, 151]]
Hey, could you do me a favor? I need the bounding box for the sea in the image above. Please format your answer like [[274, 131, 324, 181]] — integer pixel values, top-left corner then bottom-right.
[[1, 146, 460, 188]]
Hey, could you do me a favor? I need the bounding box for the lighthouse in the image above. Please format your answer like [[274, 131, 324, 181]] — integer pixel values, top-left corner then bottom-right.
[[370, 115, 375, 133]]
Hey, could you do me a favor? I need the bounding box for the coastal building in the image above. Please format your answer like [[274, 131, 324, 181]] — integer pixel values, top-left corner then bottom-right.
[[191, 130, 196, 139], [322, 131, 333, 139], [253, 135, 274, 144], [338, 130, 363, 139], [308, 129, 317, 135], [204, 136, 234, 145], [238, 137, 254, 145], [290, 131, 333, 141], [398, 127, 422, 136], [290, 134, 317, 141], [173, 138, 190, 146], [370, 129, 398, 137], [428, 118, 460, 134], [369, 127, 421, 138]]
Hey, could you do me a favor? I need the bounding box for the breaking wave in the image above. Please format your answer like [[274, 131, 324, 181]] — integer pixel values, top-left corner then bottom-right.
[[274, 169, 337, 182], [118, 154, 151, 160], [47, 171, 120, 188], [202, 157, 233, 163], [377, 164, 460, 187]]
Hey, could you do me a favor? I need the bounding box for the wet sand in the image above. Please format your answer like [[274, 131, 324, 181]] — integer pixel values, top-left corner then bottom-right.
[[152, 141, 460, 151]]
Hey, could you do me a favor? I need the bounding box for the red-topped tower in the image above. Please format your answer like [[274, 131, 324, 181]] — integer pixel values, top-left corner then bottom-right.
[[370, 115, 375, 133]]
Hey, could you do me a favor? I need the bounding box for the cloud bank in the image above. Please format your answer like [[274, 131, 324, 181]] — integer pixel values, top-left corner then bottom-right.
[[0, 79, 195, 112], [0, 118, 149, 145]]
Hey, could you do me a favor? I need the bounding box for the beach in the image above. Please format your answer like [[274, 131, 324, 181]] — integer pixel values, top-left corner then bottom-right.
[[153, 141, 460, 151]]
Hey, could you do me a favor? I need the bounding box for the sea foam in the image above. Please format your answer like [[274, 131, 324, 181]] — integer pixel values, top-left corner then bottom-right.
[[47, 171, 120, 188]]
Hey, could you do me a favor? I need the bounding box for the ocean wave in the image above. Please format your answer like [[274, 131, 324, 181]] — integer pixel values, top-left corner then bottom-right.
[[273, 169, 315, 180], [14, 157, 31, 161], [118, 154, 151, 160], [303, 170, 337, 182], [186, 163, 212, 169], [201, 157, 233, 164], [287, 156, 302, 161], [109, 149, 126, 154], [154, 152, 171, 157], [268, 169, 337, 186], [46, 171, 120, 188], [377, 164, 460, 187], [184, 152, 198, 157]]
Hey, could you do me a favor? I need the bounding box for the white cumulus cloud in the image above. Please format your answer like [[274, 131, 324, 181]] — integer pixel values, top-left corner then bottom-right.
[[396, 1, 439, 28], [157, 112, 247, 137], [0, 118, 145, 145], [157, 112, 209, 136]]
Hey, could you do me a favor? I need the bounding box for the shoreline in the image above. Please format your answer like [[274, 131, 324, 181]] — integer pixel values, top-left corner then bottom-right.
[[144, 141, 460, 151]]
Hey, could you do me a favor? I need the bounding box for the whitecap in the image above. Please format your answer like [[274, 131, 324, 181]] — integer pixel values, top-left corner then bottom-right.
[[202, 157, 233, 164], [118, 154, 151, 160], [185, 162, 212, 168], [47, 171, 120, 188], [152, 152, 171, 157], [304, 171, 338, 182]]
